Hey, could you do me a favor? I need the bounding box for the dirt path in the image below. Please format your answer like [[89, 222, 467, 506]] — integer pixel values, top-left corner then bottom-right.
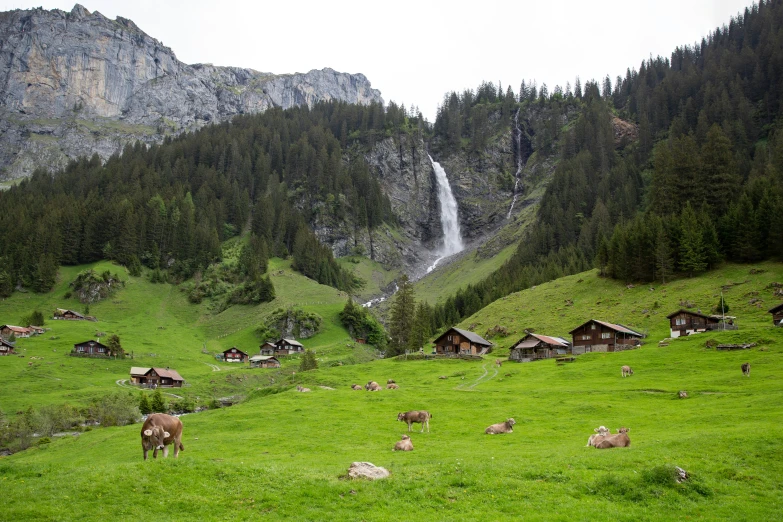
[[204, 362, 221, 372], [116, 379, 131, 388], [457, 363, 499, 390]]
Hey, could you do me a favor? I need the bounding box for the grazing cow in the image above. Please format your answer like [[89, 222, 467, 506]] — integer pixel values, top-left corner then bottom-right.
[[741, 363, 751, 377], [495, 359, 503, 367], [678, 390, 688, 399], [387, 383, 399, 389], [296, 385, 311, 392], [140, 413, 184, 460], [351, 384, 362, 390], [387, 379, 396, 384], [393, 434, 413, 452], [485, 418, 516, 434], [397, 411, 432, 433], [621, 365, 634, 377], [595, 427, 631, 449], [365, 381, 381, 391], [586, 426, 611, 447]]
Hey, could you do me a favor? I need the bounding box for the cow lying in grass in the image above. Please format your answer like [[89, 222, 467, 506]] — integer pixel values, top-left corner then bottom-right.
[[140, 413, 184, 460], [387, 383, 399, 389], [586, 426, 611, 447], [393, 435, 413, 451], [365, 381, 381, 391], [351, 384, 362, 390], [387, 379, 396, 384], [397, 411, 432, 433], [485, 418, 516, 434], [296, 385, 311, 392], [595, 427, 631, 449]]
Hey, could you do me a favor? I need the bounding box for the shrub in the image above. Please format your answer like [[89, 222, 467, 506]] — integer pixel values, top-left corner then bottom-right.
[[87, 392, 140, 427]]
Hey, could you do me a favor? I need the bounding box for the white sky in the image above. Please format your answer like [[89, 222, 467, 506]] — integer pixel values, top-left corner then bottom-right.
[[0, 0, 756, 121]]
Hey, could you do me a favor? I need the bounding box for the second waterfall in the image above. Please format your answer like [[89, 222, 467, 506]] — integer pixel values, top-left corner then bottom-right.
[[427, 155, 464, 273]]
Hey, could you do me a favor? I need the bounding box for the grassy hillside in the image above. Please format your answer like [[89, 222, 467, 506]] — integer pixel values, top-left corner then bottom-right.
[[0, 258, 359, 412], [1, 263, 782, 519]]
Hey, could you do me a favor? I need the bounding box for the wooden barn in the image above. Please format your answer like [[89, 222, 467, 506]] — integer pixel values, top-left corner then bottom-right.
[[71, 340, 114, 357], [222, 347, 249, 363], [259, 342, 276, 356], [53, 309, 86, 321], [666, 309, 734, 337], [0, 325, 32, 339], [129, 367, 184, 388], [0, 338, 15, 356], [509, 333, 571, 362], [249, 355, 281, 368], [569, 320, 643, 355], [274, 338, 304, 356], [433, 327, 493, 356], [769, 303, 783, 327]]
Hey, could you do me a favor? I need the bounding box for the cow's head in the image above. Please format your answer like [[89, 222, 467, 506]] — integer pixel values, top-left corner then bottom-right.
[[507, 418, 516, 426], [397, 413, 405, 422], [617, 427, 630, 434], [594, 426, 610, 435], [143, 426, 170, 450], [401, 435, 410, 441]]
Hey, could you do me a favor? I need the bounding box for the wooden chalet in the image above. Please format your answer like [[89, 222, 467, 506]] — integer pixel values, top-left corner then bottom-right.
[[274, 338, 304, 356], [509, 333, 571, 362], [259, 342, 276, 356], [0, 338, 15, 356], [129, 367, 184, 388], [769, 303, 783, 327], [433, 327, 493, 356], [222, 347, 249, 363], [28, 325, 45, 335], [249, 355, 281, 368], [71, 339, 114, 357], [665, 309, 738, 337], [0, 325, 32, 339], [569, 320, 643, 355], [54, 309, 86, 321]]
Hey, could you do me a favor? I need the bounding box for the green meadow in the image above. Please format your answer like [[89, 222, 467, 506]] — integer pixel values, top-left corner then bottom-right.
[[1, 261, 782, 520]]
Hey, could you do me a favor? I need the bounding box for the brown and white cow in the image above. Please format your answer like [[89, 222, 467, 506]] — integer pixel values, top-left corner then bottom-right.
[[387, 379, 396, 384], [495, 359, 503, 367], [741, 363, 751, 377], [296, 385, 311, 392], [621, 365, 634, 377], [595, 427, 631, 449], [140, 413, 184, 460], [387, 383, 399, 389], [586, 426, 611, 447], [365, 381, 382, 391], [351, 384, 363, 390], [397, 411, 432, 433], [485, 418, 516, 434], [393, 434, 413, 451]]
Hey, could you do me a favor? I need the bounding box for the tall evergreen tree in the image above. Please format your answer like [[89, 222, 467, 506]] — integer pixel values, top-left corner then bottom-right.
[[387, 274, 416, 357]]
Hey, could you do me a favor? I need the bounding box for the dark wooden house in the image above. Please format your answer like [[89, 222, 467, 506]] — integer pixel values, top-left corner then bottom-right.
[[509, 333, 571, 362], [569, 320, 643, 355], [71, 340, 113, 357], [54, 309, 86, 321], [259, 342, 276, 356], [769, 303, 783, 327], [130, 367, 184, 388], [433, 327, 493, 356], [0, 338, 15, 356], [222, 347, 249, 363], [0, 325, 32, 339], [274, 338, 304, 356], [249, 355, 281, 368], [666, 309, 728, 337]]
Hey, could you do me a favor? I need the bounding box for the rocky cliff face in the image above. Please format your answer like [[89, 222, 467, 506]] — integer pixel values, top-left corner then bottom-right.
[[0, 4, 382, 178]]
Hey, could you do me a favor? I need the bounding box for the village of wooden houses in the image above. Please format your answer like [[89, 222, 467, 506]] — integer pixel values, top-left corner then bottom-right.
[[2, 303, 780, 382]]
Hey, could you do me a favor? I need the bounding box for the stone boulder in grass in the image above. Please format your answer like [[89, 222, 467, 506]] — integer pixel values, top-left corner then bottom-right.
[[346, 462, 390, 480]]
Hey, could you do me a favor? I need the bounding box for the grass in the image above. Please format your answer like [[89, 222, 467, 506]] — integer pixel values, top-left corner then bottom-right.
[[1, 262, 782, 519]]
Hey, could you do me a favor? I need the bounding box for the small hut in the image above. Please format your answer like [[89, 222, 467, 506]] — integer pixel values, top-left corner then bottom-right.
[[0, 325, 32, 339], [432, 327, 493, 356], [0, 338, 15, 356], [509, 333, 571, 362], [222, 347, 249, 363], [259, 342, 276, 356], [569, 320, 643, 354], [274, 338, 304, 356], [249, 355, 281, 368], [769, 303, 783, 327], [71, 339, 111, 357], [53, 309, 86, 321], [129, 367, 184, 387]]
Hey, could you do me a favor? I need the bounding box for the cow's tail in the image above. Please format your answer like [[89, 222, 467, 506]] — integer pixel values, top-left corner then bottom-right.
[[179, 441, 185, 451]]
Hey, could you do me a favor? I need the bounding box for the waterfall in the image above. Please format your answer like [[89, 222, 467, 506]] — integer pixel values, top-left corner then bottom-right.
[[426, 155, 464, 273], [507, 108, 523, 219]]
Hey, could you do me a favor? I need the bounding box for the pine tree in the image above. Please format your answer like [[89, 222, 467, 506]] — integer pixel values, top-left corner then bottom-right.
[[299, 349, 318, 371], [653, 226, 674, 284], [387, 274, 416, 357], [150, 389, 166, 413], [678, 203, 707, 276], [107, 334, 124, 359], [139, 393, 152, 415]]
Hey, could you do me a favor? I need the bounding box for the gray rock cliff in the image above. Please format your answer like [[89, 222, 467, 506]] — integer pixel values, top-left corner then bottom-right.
[[0, 4, 383, 178]]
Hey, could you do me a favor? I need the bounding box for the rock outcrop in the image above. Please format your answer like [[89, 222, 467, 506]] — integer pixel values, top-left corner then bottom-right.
[[0, 5, 382, 178], [346, 462, 390, 480]]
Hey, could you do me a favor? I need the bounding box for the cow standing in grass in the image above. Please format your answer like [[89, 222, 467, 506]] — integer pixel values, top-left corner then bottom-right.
[[141, 413, 184, 460], [742, 363, 751, 377], [621, 365, 634, 377], [397, 411, 432, 433]]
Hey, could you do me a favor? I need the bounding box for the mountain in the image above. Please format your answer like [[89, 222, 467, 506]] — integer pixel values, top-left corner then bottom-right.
[[0, 4, 382, 179]]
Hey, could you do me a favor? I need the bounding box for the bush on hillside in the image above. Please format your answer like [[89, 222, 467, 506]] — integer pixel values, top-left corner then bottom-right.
[[86, 392, 140, 427], [70, 269, 124, 304]]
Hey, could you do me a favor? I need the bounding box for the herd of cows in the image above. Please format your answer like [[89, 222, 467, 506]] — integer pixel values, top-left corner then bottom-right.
[[140, 359, 756, 460]]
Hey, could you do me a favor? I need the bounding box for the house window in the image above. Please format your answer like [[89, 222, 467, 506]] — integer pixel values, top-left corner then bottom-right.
[[590, 324, 596, 330], [77, 346, 84, 352], [97, 347, 105, 353], [581, 335, 591, 340], [601, 332, 611, 339], [447, 335, 452, 341], [675, 318, 686, 326]]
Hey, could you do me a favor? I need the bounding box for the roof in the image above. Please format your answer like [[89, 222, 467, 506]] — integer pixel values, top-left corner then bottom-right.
[[769, 303, 783, 314], [438, 327, 493, 346], [223, 347, 248, 355], [569, 319, 644, 337], [666, 309, 718, 320], [0, 325, 32, 333], [0, 338, 15, 348], [74, 339, 108, 348], [249, 355, 279, 362], [56, 308, 85, 318], [512, 333, 571, 350], [130, 366, 151, 376], [128, 367, 184, 381], [279, 338, 303, 347]]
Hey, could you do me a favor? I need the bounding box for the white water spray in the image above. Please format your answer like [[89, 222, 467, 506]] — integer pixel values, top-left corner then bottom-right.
[[507, 108, 524, 219], [426, 155, 464, 273]]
